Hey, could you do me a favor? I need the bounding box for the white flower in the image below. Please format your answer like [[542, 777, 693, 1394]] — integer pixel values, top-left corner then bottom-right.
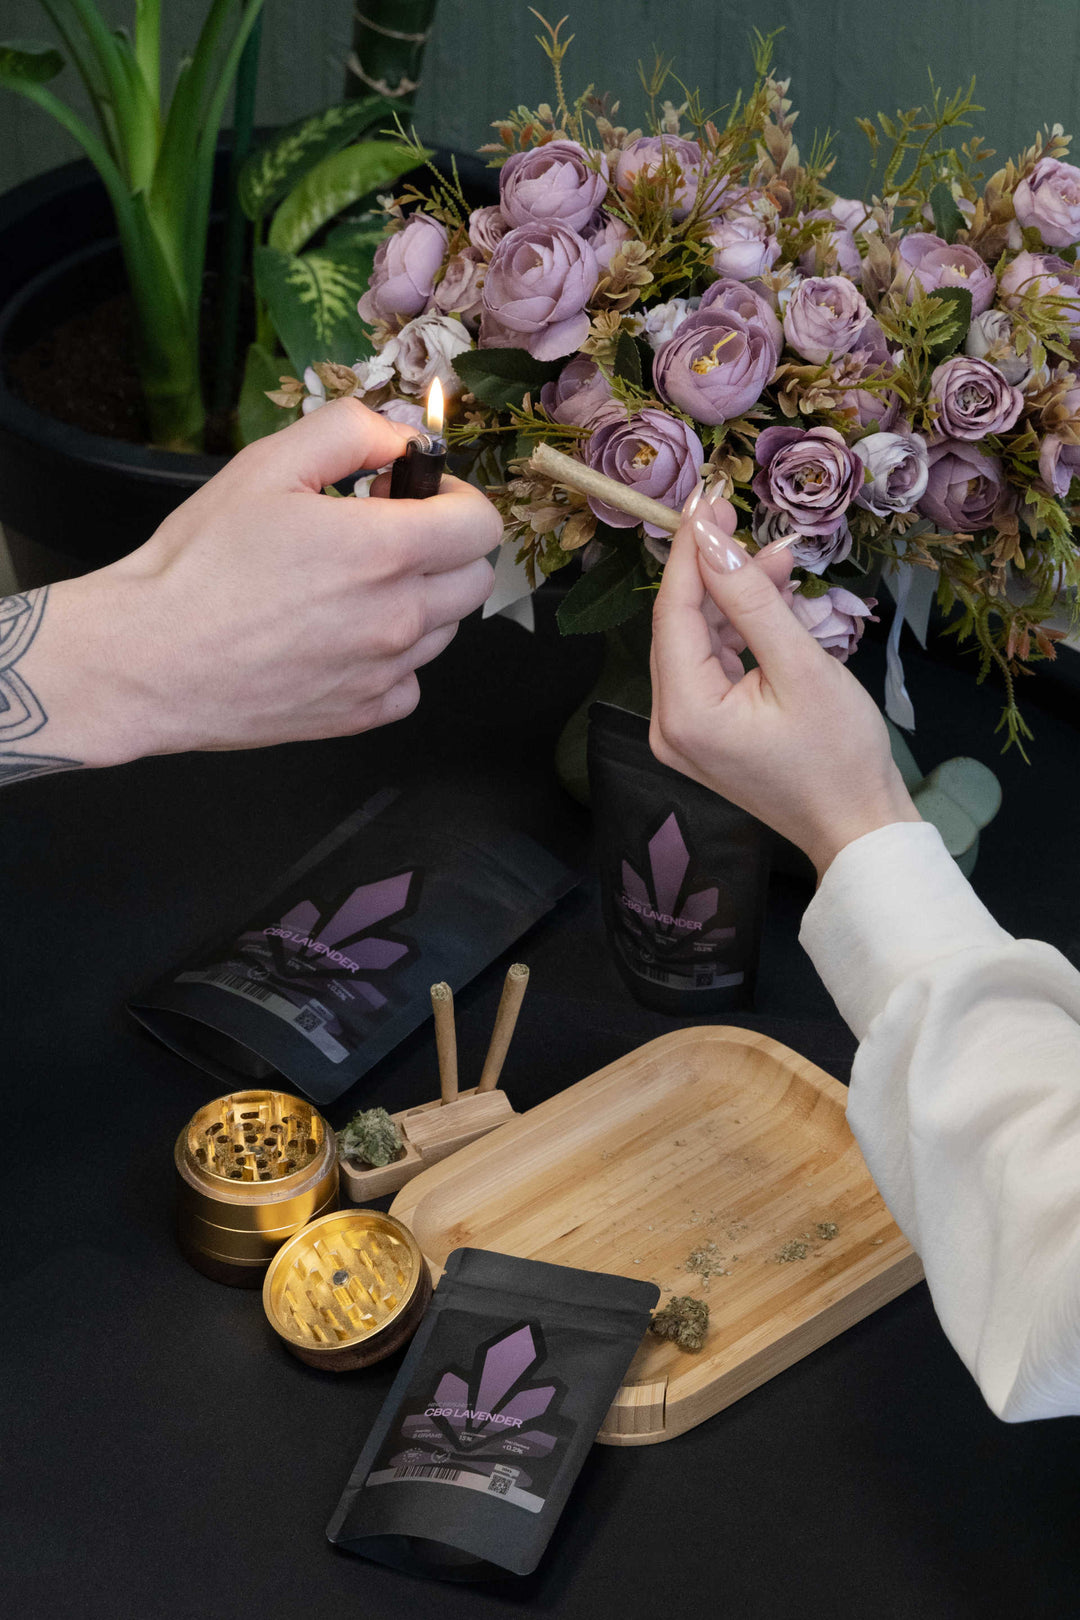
[[642, 297, 698, 350], [964, 310, 1035, 388], [355, 310, 473, 399], [301, 365, 327, 414]]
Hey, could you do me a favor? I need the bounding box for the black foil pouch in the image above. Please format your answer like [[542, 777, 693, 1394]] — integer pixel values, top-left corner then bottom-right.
[[129, 784, 577, 1104], [587, 702, 770, 1014], [327, 1247, 658, 1580]]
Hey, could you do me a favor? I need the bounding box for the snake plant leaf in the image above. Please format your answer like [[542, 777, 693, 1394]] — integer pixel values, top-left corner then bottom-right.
[[0, 41, 65, 82], [268, 139, 425, 255], [255, 245, 375, 375], [238, 95, 391, 223]]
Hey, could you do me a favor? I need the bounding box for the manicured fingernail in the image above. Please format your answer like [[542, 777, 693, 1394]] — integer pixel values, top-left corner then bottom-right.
[[692, 510, 747, 573], [682, 479, 705, 518]]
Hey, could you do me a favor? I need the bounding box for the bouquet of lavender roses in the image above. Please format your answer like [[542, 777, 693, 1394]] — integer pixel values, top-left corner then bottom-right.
[[282, 19, 1080, 748]]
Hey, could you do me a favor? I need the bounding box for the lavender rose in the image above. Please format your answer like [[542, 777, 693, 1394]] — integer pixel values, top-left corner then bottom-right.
[[700, 277, 783, 354], [782, 276, 872, 365], [480, 222, 598, 361], [790, 588, 877, 662], [539, 354, 614, 426], [357, 213, 447, 325], [614, 135, 721, 219], [433, 248, 486, 323], [1039, 432, 1080, 497], [929, 356, 1024, 441], [852, 432, 929, 516], [1013, 158, 1080, 249], [468, 206, 510, 257], [376, 398, 427, 430], [829, 197, 877, 237], [797, 210, 862, 278], [752, 504, 853, 575], [585, 407, 704, 537], [586, 212, 632, 270], [964, 309, 1035, 387], [895, 233, 996, 316], [752, 425, 863, 536], [499, 139, 609, 234], [653, 306, 778, 423], [919, 439, 1010, 531], [1037, 379, 1080, 494], [706, 208, 780, 280], [999, 251, 1080, 333], [835, 320, 903, 431]]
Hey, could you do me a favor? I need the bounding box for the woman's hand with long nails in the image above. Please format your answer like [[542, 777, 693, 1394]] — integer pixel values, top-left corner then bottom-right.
[[650, 487, 921, 881]]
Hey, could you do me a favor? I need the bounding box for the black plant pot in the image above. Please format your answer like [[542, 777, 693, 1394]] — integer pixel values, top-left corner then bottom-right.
[[0, 148, 498, 575]]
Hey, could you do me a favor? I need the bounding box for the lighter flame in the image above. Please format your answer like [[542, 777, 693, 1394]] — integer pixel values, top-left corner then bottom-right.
[[426, 376, 445, 436]]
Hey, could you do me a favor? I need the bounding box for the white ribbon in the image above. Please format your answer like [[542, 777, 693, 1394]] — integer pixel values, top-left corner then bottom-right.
[[483, 540, 536, 632], [881, 532, 937, 732]]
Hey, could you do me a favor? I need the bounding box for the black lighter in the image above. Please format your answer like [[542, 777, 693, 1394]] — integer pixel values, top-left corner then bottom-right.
[[389, 433, 447, 499], [389, 378, 447, 499]]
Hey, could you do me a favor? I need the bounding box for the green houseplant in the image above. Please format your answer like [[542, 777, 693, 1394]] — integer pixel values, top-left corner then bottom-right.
[[0, 0, 269, 449]]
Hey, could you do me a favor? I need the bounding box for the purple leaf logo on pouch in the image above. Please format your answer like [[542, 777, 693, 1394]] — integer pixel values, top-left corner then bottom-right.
[[620, 810, 734, 966], [393, 1322, 571, 1482], [236, 870, 422, 1012]]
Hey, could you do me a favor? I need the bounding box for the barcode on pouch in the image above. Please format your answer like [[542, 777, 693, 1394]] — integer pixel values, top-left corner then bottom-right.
[[391, 1465, 463, 1483], [208, 971, 275, 1002]]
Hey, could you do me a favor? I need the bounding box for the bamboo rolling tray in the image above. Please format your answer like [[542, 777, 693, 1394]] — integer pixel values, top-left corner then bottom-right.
[[392, 1026, 923, 1446]]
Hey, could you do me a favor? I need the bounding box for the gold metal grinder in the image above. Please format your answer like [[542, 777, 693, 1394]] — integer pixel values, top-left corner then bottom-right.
[[263, 1209, 431, 1371], [175, 1090, 339, 1286]]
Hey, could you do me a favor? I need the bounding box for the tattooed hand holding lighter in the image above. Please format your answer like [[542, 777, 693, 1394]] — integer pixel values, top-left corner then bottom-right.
[[389, 378, 447, 500]]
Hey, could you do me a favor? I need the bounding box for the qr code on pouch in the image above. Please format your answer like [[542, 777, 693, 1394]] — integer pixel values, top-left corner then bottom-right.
[[487, 1465, 518, 1497], [294, 1008, 320, 1032]]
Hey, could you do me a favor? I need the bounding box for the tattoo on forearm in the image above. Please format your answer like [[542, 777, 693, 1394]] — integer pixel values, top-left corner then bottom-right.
[[0, 589, 82, 785]]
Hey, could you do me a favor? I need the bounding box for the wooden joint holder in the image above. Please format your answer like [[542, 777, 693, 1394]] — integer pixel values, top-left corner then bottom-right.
[[339, 1087, 516, 1202]]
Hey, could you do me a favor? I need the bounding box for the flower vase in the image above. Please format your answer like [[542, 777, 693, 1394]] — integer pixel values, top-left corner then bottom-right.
[[554, 610, 653, 806]]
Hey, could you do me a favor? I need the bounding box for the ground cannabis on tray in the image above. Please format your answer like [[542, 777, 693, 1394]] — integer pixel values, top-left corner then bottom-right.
[[651, 1296, 710, 1353], [684, 1240, 731, 1286], [337, 1107, 404, 1169]]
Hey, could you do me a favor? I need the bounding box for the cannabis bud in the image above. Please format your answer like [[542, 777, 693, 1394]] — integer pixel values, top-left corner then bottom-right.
[[337, 1107, 404, 1169], [649, 1295, 709, 1353]]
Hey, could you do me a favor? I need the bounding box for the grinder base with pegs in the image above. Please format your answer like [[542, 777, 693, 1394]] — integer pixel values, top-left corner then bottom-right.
[[263, 1209, 431, 1371]]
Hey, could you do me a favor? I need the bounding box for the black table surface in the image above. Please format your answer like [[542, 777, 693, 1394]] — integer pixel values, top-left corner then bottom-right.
[[4, 590, 1079, 1620]]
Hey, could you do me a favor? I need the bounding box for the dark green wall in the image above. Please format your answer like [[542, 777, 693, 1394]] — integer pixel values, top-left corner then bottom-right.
[[4, 0, 1080, 197]]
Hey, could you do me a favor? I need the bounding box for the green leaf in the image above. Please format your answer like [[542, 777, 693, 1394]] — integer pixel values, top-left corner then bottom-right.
[[323, 218, 386, 258], [925, 285, 973, 363], [556, 547, 651, 635], [930, 183, 967, 244], [0, 41, 65, 82], [239, 96, 390, 223], [238, 341, 297, 445], [614, 328, 642, 388], [255, 245, 373, 374], [452, 346, 563, 410], [268, 139, 425, 255]]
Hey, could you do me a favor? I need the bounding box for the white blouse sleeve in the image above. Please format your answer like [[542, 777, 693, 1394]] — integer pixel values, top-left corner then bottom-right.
[[799, 820, 1080, 1422]]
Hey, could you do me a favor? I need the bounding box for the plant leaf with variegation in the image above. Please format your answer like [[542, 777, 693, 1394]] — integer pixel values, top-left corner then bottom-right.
[[0, 41, 65, 82], [254, 245, 374, 374], [239, 96, 390, 223], [268, 140, 426, 255]]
